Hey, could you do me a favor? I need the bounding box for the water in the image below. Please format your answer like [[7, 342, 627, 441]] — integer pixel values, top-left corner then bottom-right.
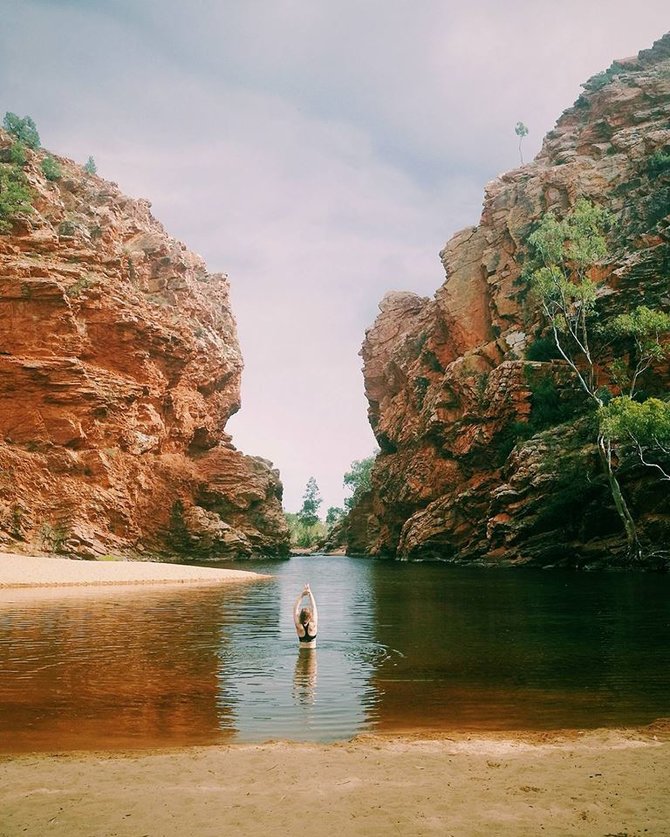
[[0, 555, 669, 752]]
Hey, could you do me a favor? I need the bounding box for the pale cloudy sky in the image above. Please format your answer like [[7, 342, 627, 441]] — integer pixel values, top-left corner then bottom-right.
[[1, 1, 668, 511]]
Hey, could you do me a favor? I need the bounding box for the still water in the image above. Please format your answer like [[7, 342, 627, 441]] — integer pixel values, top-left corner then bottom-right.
[[1, 556, 669, 752]]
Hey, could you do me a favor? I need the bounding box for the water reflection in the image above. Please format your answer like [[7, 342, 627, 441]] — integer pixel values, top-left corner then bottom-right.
[[0, 557, 669, 752], [293, 650, 317, 706], [368, 562, 670, 731], [214, 557, 377, 742], [0, 585, 237, 752]]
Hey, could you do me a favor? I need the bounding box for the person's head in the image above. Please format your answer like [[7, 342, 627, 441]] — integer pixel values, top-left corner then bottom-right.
[[299, 607, 313, 626]]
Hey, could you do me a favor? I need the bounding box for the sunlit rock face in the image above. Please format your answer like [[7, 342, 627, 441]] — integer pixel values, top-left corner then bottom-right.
[[0, 131, 289, 558], [358, 33, 670, 566]]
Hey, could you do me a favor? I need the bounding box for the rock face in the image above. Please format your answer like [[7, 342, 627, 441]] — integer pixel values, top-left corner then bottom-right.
[[0, 132, 289, 559], [356, 34, 670, 567]]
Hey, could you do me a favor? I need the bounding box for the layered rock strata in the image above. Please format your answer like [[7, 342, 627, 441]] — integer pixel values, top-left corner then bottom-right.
[[356, 33, 670, 566], [0, 132, 289, 558]]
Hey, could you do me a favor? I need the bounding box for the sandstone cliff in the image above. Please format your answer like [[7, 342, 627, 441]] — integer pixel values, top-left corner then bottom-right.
[[0, 132, 289, 559], [356, 33, 670, 567]]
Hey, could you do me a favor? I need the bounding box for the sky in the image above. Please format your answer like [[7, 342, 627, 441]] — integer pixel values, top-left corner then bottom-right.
[[1, 1, 668, 512]]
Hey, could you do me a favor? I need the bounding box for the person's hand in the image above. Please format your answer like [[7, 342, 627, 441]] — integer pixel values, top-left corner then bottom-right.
[[303, 583, 311, 594]]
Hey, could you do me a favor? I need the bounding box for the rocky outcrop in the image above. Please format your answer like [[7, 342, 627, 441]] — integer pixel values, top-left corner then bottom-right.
[[357, 33, 670, 567], [0, 131, 289, 558]]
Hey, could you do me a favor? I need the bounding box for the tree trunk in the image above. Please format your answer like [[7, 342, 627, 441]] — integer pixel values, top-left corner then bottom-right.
[[598, 434, 642, 561]]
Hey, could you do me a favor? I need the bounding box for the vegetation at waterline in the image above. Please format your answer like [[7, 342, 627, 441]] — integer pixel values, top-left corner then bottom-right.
[[524, 197, 670, 559], [285, 453, 378, 550], [286, 477, 325, 548]]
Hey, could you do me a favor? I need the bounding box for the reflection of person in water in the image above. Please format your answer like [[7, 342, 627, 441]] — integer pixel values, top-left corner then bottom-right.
[[294, 584, 318, 648], [292, 647, 318, 706]]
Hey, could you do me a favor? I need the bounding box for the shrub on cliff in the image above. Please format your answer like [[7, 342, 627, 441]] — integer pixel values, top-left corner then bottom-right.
[[83, 156, 97, 175], [3, 112, 40, 149], [0, 164, 33, 232], [8, 142, 27, 166], [40, 155, 62, 181], [647, 150, 670, 178]]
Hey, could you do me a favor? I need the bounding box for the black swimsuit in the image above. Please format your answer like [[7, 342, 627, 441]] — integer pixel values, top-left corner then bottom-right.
[[299, 626, 316, 643]]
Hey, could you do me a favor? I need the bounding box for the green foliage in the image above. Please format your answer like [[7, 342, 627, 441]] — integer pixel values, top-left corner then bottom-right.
[[326, 506, 344, 527], [599, 397, 670, 448], [3, 112, 40, 149], [606, 306, 670, 396], [582, 64, 624, 93], [647, 150, 670, 178], [495, 370, 580, 465], [84, 156, 97, 175], [0, 163, 33, 232], [524, 200, 670, 557], [40, 155, 62, 181], [343, 453, 377, 511], [297, 477, 322, 528], [8, 142, 26, 165], [39, 522, 69, 553], [525, 334, 562, 361], [515, 121, 528, 163], [526, 198, 612, 401], [415, 376, 430, 408], [285, 511, 326, 549], [526, 371, 577, 431], [422, 349, 443, 373]]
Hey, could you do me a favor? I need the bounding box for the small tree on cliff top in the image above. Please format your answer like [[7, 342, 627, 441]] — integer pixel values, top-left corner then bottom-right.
[[527, 198, 670, 559], [3, 112, 40, 149], [515, 121, 529, 164]]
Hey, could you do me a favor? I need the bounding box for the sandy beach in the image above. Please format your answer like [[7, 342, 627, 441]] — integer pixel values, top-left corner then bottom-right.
[[1, 727, 669, 836], [0, 551, 268, 589], [1, 552, 668, 835]]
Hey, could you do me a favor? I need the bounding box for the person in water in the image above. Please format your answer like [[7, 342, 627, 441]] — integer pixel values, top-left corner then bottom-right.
[[293, 583, 318, 648]]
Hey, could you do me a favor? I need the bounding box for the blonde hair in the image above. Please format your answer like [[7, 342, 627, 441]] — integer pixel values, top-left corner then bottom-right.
[[299, 607, 313, 626]]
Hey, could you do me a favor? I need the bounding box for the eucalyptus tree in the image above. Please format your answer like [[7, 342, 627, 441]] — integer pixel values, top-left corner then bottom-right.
[[527, 199, 670, 558]]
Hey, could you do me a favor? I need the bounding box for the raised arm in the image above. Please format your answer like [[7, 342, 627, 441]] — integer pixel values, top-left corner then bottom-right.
[[306, 587, 318, 630], [293, 592, 304, 630]]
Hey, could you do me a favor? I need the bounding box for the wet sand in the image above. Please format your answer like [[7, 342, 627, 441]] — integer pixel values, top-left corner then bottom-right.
[[0, 551, 268, 588], [1, 726, 669, 836]]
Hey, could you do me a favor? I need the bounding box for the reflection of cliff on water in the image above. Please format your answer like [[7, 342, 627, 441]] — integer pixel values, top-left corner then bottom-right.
[[368, 562, 670, 732], [0, 585, 252, 752]]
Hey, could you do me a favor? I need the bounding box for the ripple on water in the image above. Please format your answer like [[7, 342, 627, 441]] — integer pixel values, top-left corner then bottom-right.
[[1, 556, 670, 751]]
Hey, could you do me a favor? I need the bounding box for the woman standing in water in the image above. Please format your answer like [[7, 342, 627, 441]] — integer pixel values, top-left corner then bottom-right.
[[294, 584, 318, 648]]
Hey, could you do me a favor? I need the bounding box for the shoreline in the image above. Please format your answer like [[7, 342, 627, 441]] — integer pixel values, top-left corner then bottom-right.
[[1, 725, 668, 835], [0, 550, 270, 589]]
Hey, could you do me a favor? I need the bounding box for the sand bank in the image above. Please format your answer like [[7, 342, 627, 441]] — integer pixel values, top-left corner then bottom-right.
[[0, 551, 268, 589], [1, 727, 669, 836]]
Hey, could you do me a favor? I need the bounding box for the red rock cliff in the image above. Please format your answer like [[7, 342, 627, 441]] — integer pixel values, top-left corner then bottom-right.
[[0, 133, 289, 558], [358, 34, 670, 567]]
